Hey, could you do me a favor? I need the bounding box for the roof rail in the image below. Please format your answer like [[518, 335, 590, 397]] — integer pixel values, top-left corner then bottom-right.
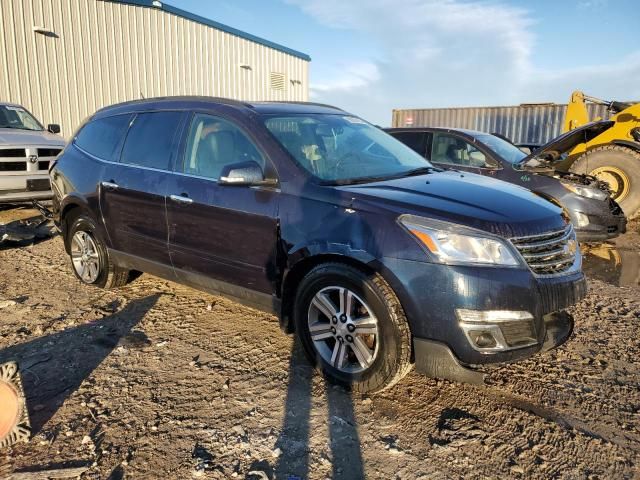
[[94, 95, 253, 114], [250, 101, 345, 111]]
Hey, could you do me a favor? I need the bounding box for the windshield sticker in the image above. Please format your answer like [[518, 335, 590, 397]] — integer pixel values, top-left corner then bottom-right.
[[4, 106, 25, 112], [343, 116, 366, 124]]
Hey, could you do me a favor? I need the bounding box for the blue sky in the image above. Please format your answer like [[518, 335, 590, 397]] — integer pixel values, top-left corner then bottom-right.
[[171, 0, 639, 125]]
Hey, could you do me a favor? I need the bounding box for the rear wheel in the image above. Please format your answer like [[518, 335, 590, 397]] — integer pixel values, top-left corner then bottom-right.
[[294, 263, 412, 394], [570, 145, 640, 218], [67, 215, 130, 289]]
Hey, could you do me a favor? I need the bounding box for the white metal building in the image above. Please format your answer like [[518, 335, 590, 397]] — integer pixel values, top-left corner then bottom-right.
[[0, 0, 311, 137]]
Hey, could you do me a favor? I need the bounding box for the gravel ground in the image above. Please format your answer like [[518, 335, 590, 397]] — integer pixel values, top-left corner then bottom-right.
[[0, 207, 639, 479]]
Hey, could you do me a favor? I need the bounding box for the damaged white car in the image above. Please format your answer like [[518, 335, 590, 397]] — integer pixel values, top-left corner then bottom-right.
[[0, 102, 65, 203]]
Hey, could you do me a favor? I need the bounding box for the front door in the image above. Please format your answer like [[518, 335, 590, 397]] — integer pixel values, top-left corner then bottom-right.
[[100, 110, 186, 266], [166, 112, 280, 296]]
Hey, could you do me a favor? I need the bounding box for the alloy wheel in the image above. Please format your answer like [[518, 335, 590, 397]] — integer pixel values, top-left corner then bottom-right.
[[307, 286, 379, 374], [70, 231, 101, 284]]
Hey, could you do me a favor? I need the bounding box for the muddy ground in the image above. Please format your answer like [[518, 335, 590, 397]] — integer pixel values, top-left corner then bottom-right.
[[0, 206, 639, 479]]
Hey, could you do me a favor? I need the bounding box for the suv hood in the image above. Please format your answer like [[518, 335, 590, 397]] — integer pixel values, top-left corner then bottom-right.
[[0, 128, 65, 147], [520, 120, 613, 168], [339, 170, 567, 238]]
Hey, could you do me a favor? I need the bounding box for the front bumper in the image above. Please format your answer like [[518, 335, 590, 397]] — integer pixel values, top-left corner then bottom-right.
[[571, 198, 627, 242], [0, 174, 52, 203], [381, 257, 587, 367], [413, 311, 574, 384]]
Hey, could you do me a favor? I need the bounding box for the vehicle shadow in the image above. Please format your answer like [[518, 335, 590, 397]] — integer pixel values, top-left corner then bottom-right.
[[274, 339, 365, 479], [0, 294, 160, 433]]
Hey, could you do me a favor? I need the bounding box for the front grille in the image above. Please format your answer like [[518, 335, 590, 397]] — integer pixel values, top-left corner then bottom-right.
[[37, 148, 62, 157], [0, 148, 26, 158], [510, 225, 577, 276], [38, 161, 50, 171], [0, 161, 26, 172]]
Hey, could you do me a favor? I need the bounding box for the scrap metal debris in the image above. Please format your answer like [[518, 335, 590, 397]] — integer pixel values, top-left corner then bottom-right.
[[0, 216, 56, 246]]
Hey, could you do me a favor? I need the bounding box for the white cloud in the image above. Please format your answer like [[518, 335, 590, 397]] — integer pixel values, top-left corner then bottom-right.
[[287, 0, 638, 126], [311, 62, 381, 93]]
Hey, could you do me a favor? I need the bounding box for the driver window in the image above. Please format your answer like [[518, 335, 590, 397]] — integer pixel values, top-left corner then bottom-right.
[[431, 133, 492, 168], [183, 114, 264, 179]]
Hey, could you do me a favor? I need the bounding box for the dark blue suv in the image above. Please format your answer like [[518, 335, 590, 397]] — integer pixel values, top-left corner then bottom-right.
[[50, 97, 587, 393]]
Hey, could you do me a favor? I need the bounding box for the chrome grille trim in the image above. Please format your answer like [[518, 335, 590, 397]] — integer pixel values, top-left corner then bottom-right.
[[510, 225, 578, 276]]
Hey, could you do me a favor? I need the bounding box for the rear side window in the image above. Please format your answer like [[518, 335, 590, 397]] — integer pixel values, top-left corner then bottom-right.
[[74, 114, 132, 161], [391, 131, 428, 158], [120, 111, 183, 170]]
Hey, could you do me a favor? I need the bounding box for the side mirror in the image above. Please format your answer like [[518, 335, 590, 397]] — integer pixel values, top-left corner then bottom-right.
[[218, 161, 275, 186], [47, 124, 61, 134], [468, 151, 487, 167]]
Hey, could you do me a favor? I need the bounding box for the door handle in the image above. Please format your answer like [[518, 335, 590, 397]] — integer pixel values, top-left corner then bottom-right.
[[101, 181, 119, 191], [170, 194, 193, 205]]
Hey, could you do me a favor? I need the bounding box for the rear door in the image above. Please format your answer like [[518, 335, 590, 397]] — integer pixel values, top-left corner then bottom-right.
[[99, 110, 186, 266], [166, 112, 279, 295]]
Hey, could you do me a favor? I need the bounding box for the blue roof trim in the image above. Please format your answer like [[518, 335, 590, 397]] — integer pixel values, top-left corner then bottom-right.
[[102, 0, 311, 61]]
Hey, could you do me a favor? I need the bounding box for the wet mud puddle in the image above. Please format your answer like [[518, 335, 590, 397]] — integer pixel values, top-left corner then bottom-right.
[[582, 244, 640, 287]]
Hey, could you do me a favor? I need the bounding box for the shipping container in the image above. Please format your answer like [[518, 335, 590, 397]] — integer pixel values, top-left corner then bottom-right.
[[391, 103, 611, 145]]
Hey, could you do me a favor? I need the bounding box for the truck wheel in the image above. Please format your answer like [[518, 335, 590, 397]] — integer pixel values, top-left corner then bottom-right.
[[67, 215, 130, 289], [569, 145, 640, 218], [294, 263, 412, 394]]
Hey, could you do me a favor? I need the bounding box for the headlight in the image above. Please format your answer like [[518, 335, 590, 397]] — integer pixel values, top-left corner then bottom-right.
[[399, 215, 519, 266], [561, 182, 608, 201]]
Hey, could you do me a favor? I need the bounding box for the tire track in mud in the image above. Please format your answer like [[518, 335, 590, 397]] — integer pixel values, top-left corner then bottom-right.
[[1, 228, 639, 478]]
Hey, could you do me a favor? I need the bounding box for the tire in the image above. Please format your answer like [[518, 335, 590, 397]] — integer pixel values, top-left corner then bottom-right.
[[294, 263, 412, 394], [66, 214, 130, 289], [569, 145, 640, 218]]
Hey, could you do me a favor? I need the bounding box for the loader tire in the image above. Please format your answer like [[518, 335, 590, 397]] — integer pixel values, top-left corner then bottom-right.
[[570, 145, 640, 218]]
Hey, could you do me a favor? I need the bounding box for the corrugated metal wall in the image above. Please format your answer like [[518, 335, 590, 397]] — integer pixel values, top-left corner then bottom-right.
[[0, 0, 310, 138], [392, 104, 610, 144]]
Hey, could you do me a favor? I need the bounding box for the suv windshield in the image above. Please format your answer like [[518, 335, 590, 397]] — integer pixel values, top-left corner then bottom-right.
[[264, 114, 431, 184], [0, 105, 43, 131], [475, 134, 527, 164]]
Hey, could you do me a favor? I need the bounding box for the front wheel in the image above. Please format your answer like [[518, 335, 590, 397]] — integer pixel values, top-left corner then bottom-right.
[[570, 145, 640, 218], [67, 215, 130, 289], [294, 263, 412, 394]]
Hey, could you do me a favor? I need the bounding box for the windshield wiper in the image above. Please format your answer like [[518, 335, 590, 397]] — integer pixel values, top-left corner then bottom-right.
[[322, 167, 437, 186], [395, 166, 435, 178], [322, 175, 392, 186], [0, 125, 37, 131]]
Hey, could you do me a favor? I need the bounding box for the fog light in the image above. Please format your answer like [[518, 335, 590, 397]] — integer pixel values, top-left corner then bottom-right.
[[573, 211, 589, 227], [456, 309, 536, 352], [468, 331, 497, 349]]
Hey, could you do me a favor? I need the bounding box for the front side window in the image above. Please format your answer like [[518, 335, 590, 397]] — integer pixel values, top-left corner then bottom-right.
[[182, 113, 265, 179], [475, 134, 527, 164], [431, 133, 494, 168], [120, 111, 183, 170], [263, 114, 429, 183], [75, 114, 132, 161], [0, 105, 43, 131]]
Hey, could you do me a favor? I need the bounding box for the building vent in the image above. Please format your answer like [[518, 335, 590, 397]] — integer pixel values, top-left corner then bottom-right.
[[270, 72, 285, 91]]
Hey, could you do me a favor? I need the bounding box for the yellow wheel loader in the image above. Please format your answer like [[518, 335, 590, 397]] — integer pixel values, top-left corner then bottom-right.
[[563, 91, 640, 218]]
